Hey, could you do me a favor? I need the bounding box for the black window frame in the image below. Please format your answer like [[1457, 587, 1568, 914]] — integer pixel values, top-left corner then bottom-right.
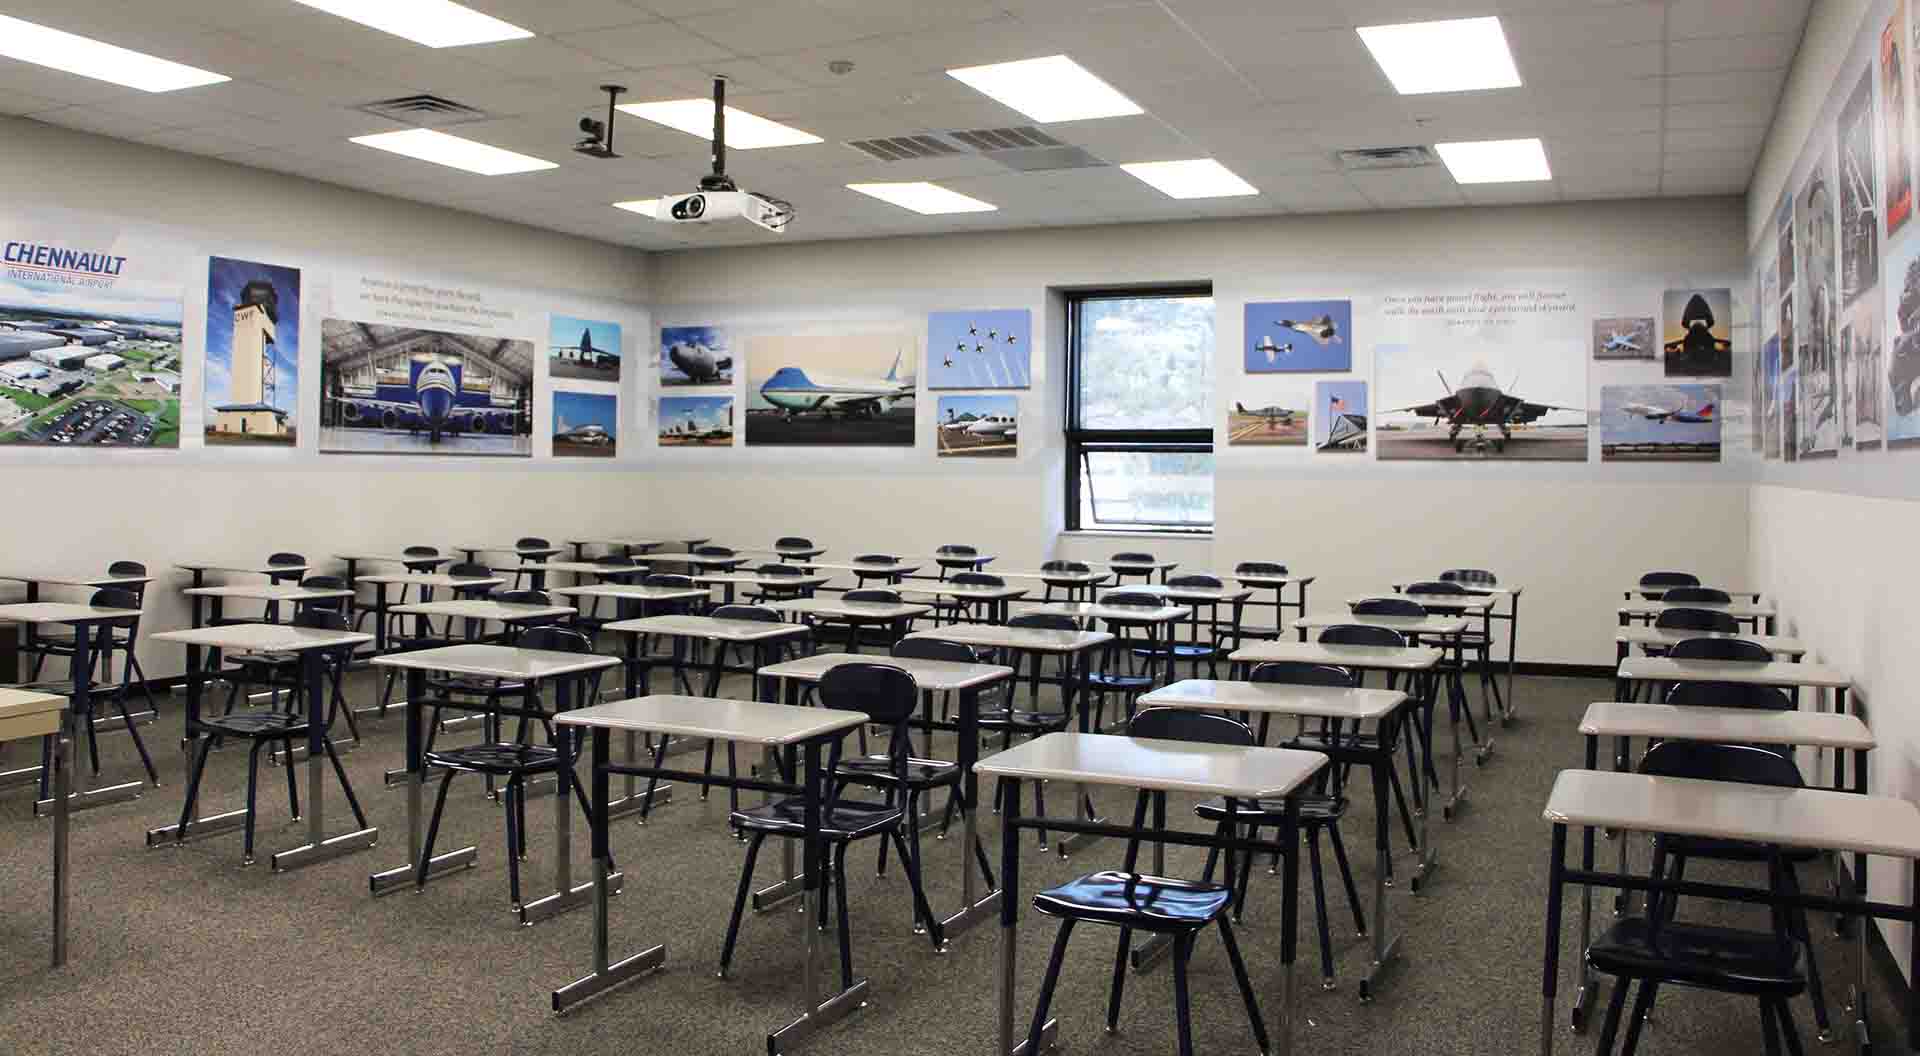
[[1063, 284, 1215, 534]]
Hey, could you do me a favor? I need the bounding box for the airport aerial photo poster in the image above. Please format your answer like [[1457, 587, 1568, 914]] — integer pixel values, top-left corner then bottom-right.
[[744, 329, 916, 446], [1244, 299, 1351, 373], [926, 309, 1031, 389], [936, 394, 1017, 457], [549, 314, 621, 384], [660, 324, 731, 387], [551, 389, 616, 458], [658, 395, 733, 447], [1226, 376, 1310, 446], [204, 256, 298, 446], [0, 213, 185, 447], [318, 320, 534, 456], [1373, 285, 1588, 461], [1600, 384, 1722, 462]]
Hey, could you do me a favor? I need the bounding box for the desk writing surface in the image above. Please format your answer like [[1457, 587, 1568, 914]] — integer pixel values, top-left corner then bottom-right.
[[388, 600, 576, 622], [1393, 577, 1521, 597], [1233, 573, 1316, 588], [333, 553, 453, 566], [627, 553, 750, 567], [1103, 560, 1179, 571], [694, 573, 832, 589], [1139, 679, 1405, 720], [153, 623, 371, 654], [1347, 592, 1497, 613], [0, 603, 143, 624], [757, 652, 1013, 690], [603, 614, 812, 642], [0, 572, 154, 588], [800, 561, 923, 575], [566, 538, 666, 550], [550, 584, 707, 602], [1624, 585, 1761, 599], [1614, 627, 1806, 656], [975, 732, 1327, 800], [1107, 583, 1254, 603], [557, 695, 866, 745], [897, 584, 1029, 600], [370, 643, 619, 680], [182, 585, 354, 602], [1578, 701, 1874, 751], [1618, 599, 1777, 619], [1024, 601, 1190, 623], [523, 561, 637, 576], [354, 573, 503, 589], [454, 544, 562, 557], [1615, 656, 1848, 689], [993, 569, 1111, 585], [1295, 612, 1469, 636], [904, 624, 1113, 653], [175, 560, 310, 576], [1543, 769, 1920, 858], [0, 687, 66, 741], [766, 598, 931, 620], [1229, 641, 1441, 671]]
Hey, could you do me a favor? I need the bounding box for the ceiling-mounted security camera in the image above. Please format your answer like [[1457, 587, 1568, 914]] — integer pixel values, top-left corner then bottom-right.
[[574, 84, 625, 159]]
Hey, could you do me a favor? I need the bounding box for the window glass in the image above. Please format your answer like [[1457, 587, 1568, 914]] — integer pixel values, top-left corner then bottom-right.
[[1073, 295, 1214, 430], [1076, 449, 1214, 530]]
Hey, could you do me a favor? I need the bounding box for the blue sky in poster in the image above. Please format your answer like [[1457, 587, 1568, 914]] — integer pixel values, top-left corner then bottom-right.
[[551, 314, 620, 360], [1312, 380, 1366, 446], [1245, 299, 1352, 372], [205, 255, 299, 413], [937, 394, 1016, 423], [660, 395, 732, 432], [660, 324, 728, 382], [1599, 384, 1721, 445], [553, 390, 616, 437], [927, 309, 1031, 388]]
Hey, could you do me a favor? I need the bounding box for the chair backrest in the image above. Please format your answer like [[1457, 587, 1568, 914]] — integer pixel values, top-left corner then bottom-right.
[[643, 573, 695, 588], [694, 545, 737, 557], [1663, 586, 1731, 604], [515, 537, 550, 550], [953, 571, 1005, 588], [90, 587, 141, 616], [446, 561, 491, 578], [1439, 568, 1497, 586], [1128, 706, 1254, 746], [1249, 661, 1357, 688], [712, 604, 780, 623], [1318, 624, 1407, 648], [892, 638, 981, 664], [1009, 613, 1081, 632], [595, 555, 638, 568], [1639, 740, 1803, 786], [854, 553, 896, 564], [1102, 589, 1165, 608], [820, 662, 919, 728], [844, 589, 901, 604], [295, 609, 349, 632], [1640, 571, 1702, 589], [1669, 637, 1772, 662], [1110, 551, 1155, 565], [107, 560, 146, 576], [403, 545, 439, 557], [518, 625, 594, 653], [1351, 597, 1427, 618], [1653, 607, 1739, 633], [268, 552, 305, 567], [1040, 559, 1090, 573], [756, 562, 803, 577], [1167, 573, 1221, 589], [495, 589, 552, 606], [775, 536, 812, 549], [1234, 560, 1287, 577], [299, 575, 349, 612], [1663, 681, 1794, 711], [1405, 580, 1470, 596], [937, 544, 977, 557]]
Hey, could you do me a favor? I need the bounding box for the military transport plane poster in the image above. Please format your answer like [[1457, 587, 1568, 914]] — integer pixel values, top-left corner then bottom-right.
[[0, 213, 185, 448]]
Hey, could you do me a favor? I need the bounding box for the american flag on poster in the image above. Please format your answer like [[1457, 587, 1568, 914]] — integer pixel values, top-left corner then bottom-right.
[[1330, 395, 1346, 410]]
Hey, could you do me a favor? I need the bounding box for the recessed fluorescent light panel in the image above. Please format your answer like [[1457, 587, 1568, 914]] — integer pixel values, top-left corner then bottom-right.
[[350, 129, 557, 175], [0, 14, 229, 92], [1434, 138, 1552, 183], [1356, 16, 1520, 95], [616, 100, 822, 149], [946, 54, 1142, 123], [1121, 159, 1258, 199], [846, 182, 997, 215], [289, 0, 532, 48]]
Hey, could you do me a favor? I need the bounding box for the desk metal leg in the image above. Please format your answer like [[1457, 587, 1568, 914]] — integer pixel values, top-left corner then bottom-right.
[[50, 723, 69, 968], [939, 685, 1000, 941], [272, 649, 377, 872], [1409, 686, 1439, 891], [1057, 649, 1106, 859], [1359, 744, 1402, 1002], [767, 739, 868, 1054], [36, 624, 143, 817], [1539, 823, 1569, 1056], [553, 728, 666, 1014], [999, 779, 1056, 1056], [1571, 734, 1599, 1032], [1502, 594, 1520, 724], [522, 682, 625, 925], [1442, 666, 1472, 820], [371, 670, 474, 895], [1276, 797, 1299, 1056]]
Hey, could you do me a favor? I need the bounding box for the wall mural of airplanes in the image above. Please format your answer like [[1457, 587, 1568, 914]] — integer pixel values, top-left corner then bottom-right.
[[1383, 363, 1585, 454]]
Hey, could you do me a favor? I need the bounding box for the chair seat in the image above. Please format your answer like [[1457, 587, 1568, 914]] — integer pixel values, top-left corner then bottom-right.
[[1587, 917, 1805, 996], [730, 796, 902, 839], [1659, 834, 1820, 864], [1282, 733, 1398, 756], [1086, 672, 1154, 691], [1194, 793, 1346, 824], [1032, 870, 1233, 933], [427, 674, 528, 695], [424, 742, 561, 775], [198, 710, 311, 738], [979, 707, 1071, 730], [834, 755, 959, 789]]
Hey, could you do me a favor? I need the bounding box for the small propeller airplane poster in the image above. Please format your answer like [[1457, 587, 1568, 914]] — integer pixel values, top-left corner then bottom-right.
[[1244, 299, 1352, 373], [926, 309, 1031, 389]]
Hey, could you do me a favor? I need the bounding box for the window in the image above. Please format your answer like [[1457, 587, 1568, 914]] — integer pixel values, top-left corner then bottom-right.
[[1065, 287, 1214, 532]]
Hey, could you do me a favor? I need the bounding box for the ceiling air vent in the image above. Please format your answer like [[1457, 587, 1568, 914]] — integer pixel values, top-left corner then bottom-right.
[[356, 94, 490, 127], [946, 126, 1063, 152], [1336, 146, 1438, 171], [844, 125, 1107, 172], [846, 135, 965, 162]]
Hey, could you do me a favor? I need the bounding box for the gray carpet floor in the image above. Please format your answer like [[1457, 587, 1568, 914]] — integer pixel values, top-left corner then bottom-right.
[[0, 665, 1899, 1055]]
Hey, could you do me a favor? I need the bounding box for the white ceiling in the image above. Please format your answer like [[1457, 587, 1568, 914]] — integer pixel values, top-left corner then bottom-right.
[[6, 0, 1808, 250]]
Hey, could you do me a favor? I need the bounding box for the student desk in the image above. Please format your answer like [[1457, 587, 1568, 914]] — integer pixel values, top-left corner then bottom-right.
[[1101, 558, 1179, 584], [366, 643, 623, 922], [1618, 597, 1779, 635], [1101, 582, 1253, 672], [549, 695, 871, 1055], [992, 568, 1113, 603], [625, 552, 754, 573], [794, 559, 924, 586], [602, 614, 811, 699], [1538, 769, 1920, 1056], [566, 537, 670, 560], [1620, 584, 1763, 600], [694, 571, 832, 605], [514, 560, 648, 591], [174, 558, 311, 588], [739, 543, 831, 562], [0, 601, 148, 814], [0, 688, 69, 966], [183, 583, 355, 624], [977, 731, 1327, 1056], [331, 551, 452, 584], [453, 543, 564, 563], [552, 582, 710, 640], [766, 597, 930, 652], [1232, 570, 1317, 640], [756, 652, 1013, 936], [1391, 578, 1526, 725], [1614, 626, 1806, 662], [1135, 679, 1412, 997], [1296, 610, 1493, 765], [387, 598, 575, 644], [1024, 601, 1189, 699], [353, 573, 503, 652], [0, 570, 154, 682], [898, 581, 1029, 624], [147, 622, 375, 872]]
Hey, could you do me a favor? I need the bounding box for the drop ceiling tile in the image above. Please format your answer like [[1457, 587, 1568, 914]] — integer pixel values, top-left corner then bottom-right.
[[1665, 33, 1801, 75], [1660, 171, 1748, 194], [1665, 99, 1776, 128], [462, 37, 629, 78], [1502, 3, 1667, 51], [1663, 69, 1788, 104], [673, 6, 899, 54], [0, 63, 143, 107], [754, 37, 940, 87], [1665, 124, 1769, 152], [554, 19, 738, 68], [1523, 41, 1665, 84], [1666, 0, 1812, 40], [1461, 182, 1563, 205], [28, 105, 191, 140], [473, 0, 657, 34], [0, 92, 57, 116], [1663, 146, 1758, 173]]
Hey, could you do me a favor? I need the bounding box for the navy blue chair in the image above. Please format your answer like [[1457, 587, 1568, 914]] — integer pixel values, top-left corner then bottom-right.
[[1664, 586, 1732, 605], [1039, 559, 1094, 603], [1670, 637, 1772, 663]]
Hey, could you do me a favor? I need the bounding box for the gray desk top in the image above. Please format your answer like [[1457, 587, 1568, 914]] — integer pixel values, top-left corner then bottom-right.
[[1107, 583, 1254, 603], [757, 652, 1013, 690], [626, 553, 752, 568], [556, 695, 867, 745], [1626, 585, 1762, 600], [738, 545, 830, 558], [1295, 612, 1469, 636], [153, 623, 371, 653], [387, 599, 576, 622], [175, 560, 310, 576], [1618, 599, 1778, 619], [182, 585, 354, 602], [0, 571, 154, 588], [603, 614, 813, 642], [1229, 640, 1442, 671], [1139, 679, 1406, 720], [370, 643, 619, 679], [1543, 769, 1920, 858], [566, 537, 667, 549], [1615, 656, 1849, 689], [1233, 573, 1317, 588], [897, 583, 1030, 601], [522, 560, 639, 576], [454, 544, 564, 557], [798, 560, 924, 575], [975, 732, 1328, 799], [993, 569, 1113, 585], [904, 624, 1114, 653], [1024, 601, 1191, 624], [0, 602, 143, 624], [1578, 701, 1875, 751], [1391, 578, 1522, 597], [354, 573, 504, 590], [550, 584, 708, 603], [766, 598, 931, 620], [694, 573, 833, 589], [1614, 627, 1806, 656], [333, 552, 453, 566], [1348, 592, 1497, 613], [1103, 560, 1181, 572]]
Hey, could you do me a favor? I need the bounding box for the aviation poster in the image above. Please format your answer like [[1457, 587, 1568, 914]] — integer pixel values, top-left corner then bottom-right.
[[926, 309, 1031, 389], [660, 324, 731, 387], [1313, 380, 1367, 454], [1762, 335, 1782, 459], [1883, 1, 1915, 237], [1244, 299, 1351, 373], [551, 389, 616, 458], [658, 395, 733, 447], [204, 256, 299, 447], [1591, 316, 1654, 361], [549, 314, 621, 384], [1661, 288, 1733, 377], [1884, 235, 1920, 447], [0, 210, 186, 448], [1372, 287, 1588, 461], [1839, 68, 1882, 310], [936, 394, 1017, 457], [1599, 384, 1721, 462], [1226, 376, 1309, 446], [743, 329, 916, 447]]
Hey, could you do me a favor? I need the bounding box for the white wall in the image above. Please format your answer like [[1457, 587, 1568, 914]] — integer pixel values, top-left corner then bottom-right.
[[650, 199, 1753, 664], [0, 119, 653, 676]]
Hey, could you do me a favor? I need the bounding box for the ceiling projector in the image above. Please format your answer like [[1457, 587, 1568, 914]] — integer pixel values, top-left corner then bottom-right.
[[643, 76, 794, 234]]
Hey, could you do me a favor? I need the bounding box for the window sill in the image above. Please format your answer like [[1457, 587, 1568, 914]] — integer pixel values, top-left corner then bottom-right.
[[1059, 529, 1213, 541]]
